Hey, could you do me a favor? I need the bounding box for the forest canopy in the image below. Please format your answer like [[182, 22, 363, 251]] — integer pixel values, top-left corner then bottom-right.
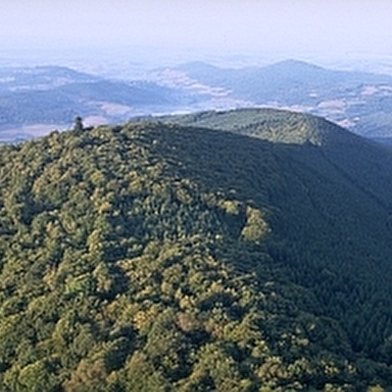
[[1, 109, 392, 390]]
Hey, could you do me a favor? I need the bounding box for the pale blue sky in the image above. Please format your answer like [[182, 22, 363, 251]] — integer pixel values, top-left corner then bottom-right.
[[1, 0, 391, 59]]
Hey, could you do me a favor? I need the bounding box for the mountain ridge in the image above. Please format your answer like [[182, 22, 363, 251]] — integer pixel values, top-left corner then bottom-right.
[[132, 107, 370, 147], [1, 108, 392, 389]]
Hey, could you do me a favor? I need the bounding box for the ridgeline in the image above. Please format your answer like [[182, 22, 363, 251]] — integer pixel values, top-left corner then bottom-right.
[[1, 109, 392, 390]]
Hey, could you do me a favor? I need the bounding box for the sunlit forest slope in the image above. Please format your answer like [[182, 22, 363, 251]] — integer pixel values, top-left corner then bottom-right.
[[1, 109, 392, 390]]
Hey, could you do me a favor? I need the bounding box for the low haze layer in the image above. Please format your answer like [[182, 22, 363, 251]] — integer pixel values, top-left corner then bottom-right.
[[1, 0, 392, 62]]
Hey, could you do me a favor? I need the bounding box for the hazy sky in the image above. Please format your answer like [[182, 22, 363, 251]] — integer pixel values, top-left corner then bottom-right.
[[1, 0, 391, 60]]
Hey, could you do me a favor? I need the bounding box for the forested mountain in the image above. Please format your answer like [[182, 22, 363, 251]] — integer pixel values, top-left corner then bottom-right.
[[1, 108, 392, 390], [134, 107, 362, 145]]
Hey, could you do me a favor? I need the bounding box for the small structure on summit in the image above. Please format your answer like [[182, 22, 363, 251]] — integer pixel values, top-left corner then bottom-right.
[[73, 116, 84, 132]]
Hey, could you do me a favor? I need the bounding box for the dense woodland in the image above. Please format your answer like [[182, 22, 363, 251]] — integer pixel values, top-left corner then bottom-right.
[[1, 109, 392, 390]]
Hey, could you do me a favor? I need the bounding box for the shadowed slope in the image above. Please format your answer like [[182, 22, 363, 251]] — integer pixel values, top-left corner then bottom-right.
[[1, 111, 392, 389]]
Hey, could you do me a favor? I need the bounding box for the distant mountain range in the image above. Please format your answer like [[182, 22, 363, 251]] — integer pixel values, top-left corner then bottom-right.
[[2, 60, 392, 142]]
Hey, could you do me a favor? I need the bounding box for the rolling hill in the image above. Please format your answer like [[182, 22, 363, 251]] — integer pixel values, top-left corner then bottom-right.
[[135, 107, 364, 145], [1, 108, 392, 390]]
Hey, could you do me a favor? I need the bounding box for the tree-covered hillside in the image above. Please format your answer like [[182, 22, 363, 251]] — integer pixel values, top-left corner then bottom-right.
[[136, 107, 363, 145], [1, 110, 392, 390]]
